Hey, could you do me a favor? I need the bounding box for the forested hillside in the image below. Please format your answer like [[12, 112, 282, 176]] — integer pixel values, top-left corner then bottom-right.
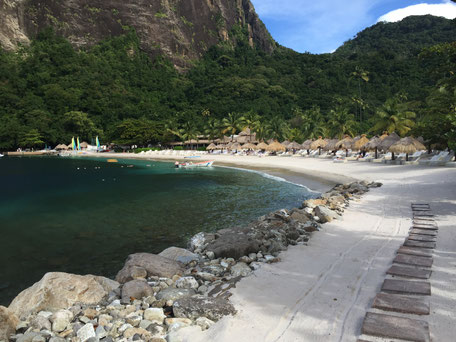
[[0, 15, 455, 150]]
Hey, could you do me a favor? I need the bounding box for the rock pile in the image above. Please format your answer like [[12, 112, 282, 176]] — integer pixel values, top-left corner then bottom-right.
[[3, 181, 381, 342]]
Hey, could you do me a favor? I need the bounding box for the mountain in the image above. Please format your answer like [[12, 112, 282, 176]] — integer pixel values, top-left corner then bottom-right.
[[0, 0, 276, 70]]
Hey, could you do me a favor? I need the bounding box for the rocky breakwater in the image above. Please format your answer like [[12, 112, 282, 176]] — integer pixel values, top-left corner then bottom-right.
[[2, 180, 381, 342]]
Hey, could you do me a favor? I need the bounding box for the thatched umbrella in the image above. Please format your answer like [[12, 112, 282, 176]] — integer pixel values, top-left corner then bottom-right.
[[353, 134, 369, 156], [379, 131, 389, 140], [379, 132, 400, 159], [230, 142, 242, 150], [389, 137, 426, 161], [323, 139, 339, 152], [206, 143, 217, 151], [363, 136, 382, 159], [266, 141, 286, 153], [302, 139, 313, 155], [310, 137, 327, 155], [336, 135, 354, 157], [55, 144, 68, 150], [287, 142, 302, 152], [80, 141, 89, 149], [257, 142, 269, 150], [215, 144, 225, 150], [241, 143, 257, 150], [282, 140, 291, 147]]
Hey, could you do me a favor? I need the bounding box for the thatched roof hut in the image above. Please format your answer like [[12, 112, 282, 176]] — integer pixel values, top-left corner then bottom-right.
[[215, 144, 226, 150], [363, 136, 382, 158], [389, 137, 426, 161], [287, 142, 302, 150], [323, 139, 339, 151], [379, 132, 389, 140], [266, 141, 286, 152], [80, 141, 89, 149], [379, 132, 400, 151], [281, 140, 291, 147], [336, 136, 354, 150], [206, 143, 217, 150], [257, 142, 269, 150], [353, 134, 369, 150], [241, 143, 257, 150], [230, 142, 242, 150], [302, 139, 313, 150], [310, 137, 327, 150], [55, 144, 68, 150]]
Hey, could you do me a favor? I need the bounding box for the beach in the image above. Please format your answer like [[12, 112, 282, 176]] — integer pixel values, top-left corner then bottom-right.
[[87, 152, 456, 341]]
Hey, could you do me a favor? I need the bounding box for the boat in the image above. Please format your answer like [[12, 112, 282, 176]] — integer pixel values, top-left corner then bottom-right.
[[176, 160, 214, 168], [107, 159, 118, 163], [0, 153, 3, 157]]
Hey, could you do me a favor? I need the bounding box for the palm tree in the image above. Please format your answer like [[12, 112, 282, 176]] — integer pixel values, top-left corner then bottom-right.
[[371, 97, 416, 137], [204, 118, 222, 142], [328, 106, 357, 139], [300, 106, 326, 139], [222, 112, 246, 141], [252, 120, 268, 142], [351, 66, 369, 122], [244, 110, 260, 141], [266, 116, 289, 141], [179, 122, 200, 150]]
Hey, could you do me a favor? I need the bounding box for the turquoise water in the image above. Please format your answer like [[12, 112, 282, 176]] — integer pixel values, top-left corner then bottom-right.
[[0, 156, 316, 305]]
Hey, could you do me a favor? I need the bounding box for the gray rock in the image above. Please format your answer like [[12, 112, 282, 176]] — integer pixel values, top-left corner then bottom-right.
[[30, 315, 52, 331], [195, 317, 215, 331], [77, 323, 96, 342], [314, 206, 340, 223], [16, 332, 41, 342], [173, 295, 236, 322], [302, 220, 320, 232], [175, 277, 199, 290], [195, 272, 217, 282], [155, 288, 196, 302], [121, 280, 154, 304], [205, 251, 215, 260], [51, 309, 73, 332], [95, 325, 107, 339], [290, 209, 312, 223], [205, 233, 260, 259], [158, 247, 199, 265], [230, 263, 252, 277], [116, 253, 184, 283], [188, 232, 215, 252], [129, 266, 147, 280], [201, 264, 225, 277], [143, 308, 166, 324], [31, 335, 46, 342], [49, 337, 66, 342]]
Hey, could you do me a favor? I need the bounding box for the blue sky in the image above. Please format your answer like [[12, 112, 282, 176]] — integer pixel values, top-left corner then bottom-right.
[[250, 0, 456, 53]]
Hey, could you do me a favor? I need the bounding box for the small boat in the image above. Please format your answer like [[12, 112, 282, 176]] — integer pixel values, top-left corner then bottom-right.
[[0, 153, 3, 157], [176, 160, 214, 168], [107, 159, 118, 163]]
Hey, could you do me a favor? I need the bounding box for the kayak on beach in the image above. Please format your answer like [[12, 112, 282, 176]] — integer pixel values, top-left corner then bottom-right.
[[175, 160, 214, 168]]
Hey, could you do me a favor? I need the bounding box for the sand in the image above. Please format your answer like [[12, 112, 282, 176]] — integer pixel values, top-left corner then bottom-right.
[[88, 153, 456, 341]]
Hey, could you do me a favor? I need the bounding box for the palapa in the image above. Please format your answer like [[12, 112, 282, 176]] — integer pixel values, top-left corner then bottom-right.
[[389, 137, 426, 161], [266, 141, 286, 152], [310, 137, 327, 150], [206, 143, 217, 150], [379, 132, 400, 151], [80, 141, 89, 149], [363, 136, 382, 159], [353, 134, 369, 150], [55, 144, 68, 150], [335, 136, 353, 150], [241, 142, 257, 150], [215, 144, 226, 150], [323, 139, 339, 151], [301, 139, 313, 150], [379, 131, 389, 140], [257, 142, 269, 150], [287, 142, 302, 150], [281, 140, 291, 147], [230, 142, 242, 150]]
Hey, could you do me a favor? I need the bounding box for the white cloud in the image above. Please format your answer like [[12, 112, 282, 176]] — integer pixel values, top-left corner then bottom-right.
[[378, 1, 456, 22]]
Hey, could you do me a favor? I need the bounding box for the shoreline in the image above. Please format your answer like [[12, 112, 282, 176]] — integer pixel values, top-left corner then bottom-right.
[[2, 153, 455, 341]]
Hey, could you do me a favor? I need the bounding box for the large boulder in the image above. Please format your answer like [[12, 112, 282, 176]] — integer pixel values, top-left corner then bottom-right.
[[0, 306, 19, 341], [173, 295, 236, 322], [121, 280, 154, 303], [115, 253, 184, 283], [8, 272, 119, 320], [158, 247, 199, 265], [155, 288, 196, 302], [205, 233, 260, 259], [314, 206, 340, 223], [302, 198, 327, 209], [290, 209, 312, 223]]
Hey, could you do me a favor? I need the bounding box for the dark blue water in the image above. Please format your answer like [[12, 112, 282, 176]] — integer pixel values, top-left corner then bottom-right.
[[0, 156, 316, 305]]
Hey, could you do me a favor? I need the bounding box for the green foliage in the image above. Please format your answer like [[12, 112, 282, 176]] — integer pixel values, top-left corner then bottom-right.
[[155, 12, 168, 19], [0, 16, 455, 150], [173, 146, 184, 150], [19, 129, 44, 148]]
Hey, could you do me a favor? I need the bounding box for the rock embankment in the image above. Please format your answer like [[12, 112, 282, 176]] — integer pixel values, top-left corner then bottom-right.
[[3, 181, 381, 342]]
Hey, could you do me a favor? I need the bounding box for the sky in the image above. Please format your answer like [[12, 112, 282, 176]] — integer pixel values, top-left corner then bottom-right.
[[250, 0, 456, 54]]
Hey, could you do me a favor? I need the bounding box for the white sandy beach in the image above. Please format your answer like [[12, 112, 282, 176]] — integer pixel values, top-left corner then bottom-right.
[[89, 153, 456, 341]]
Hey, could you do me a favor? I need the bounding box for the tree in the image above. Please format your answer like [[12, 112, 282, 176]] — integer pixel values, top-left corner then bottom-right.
[[63, 111, 101, 142], [19, 129, 45, 149], [222, 112, 246, 141], [265, 116, 289, 141], [328, 106, 358, 139], [371, 96, 416, 136], [204, 118, 222, 142], [179, 121, 200, 149], [111, 118, 161, 146], [350, 66, 369, 122]]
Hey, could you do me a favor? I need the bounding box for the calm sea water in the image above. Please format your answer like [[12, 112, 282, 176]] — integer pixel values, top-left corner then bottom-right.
[[0, 156, 317, 305]]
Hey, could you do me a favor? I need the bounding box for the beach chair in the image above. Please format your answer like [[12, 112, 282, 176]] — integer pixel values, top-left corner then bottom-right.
[[430, 152, 453, 166], [419, 151, 445, 165]]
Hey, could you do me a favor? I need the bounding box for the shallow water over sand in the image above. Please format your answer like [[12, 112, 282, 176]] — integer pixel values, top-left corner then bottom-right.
[[0, 156, 316, 305]]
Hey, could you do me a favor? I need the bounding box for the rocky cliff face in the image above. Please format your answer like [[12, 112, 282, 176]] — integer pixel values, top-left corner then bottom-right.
[[0, 0, 276, 69]]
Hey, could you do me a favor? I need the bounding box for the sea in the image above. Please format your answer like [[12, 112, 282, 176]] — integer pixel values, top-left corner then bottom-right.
[[0, 156, 318, 306]]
